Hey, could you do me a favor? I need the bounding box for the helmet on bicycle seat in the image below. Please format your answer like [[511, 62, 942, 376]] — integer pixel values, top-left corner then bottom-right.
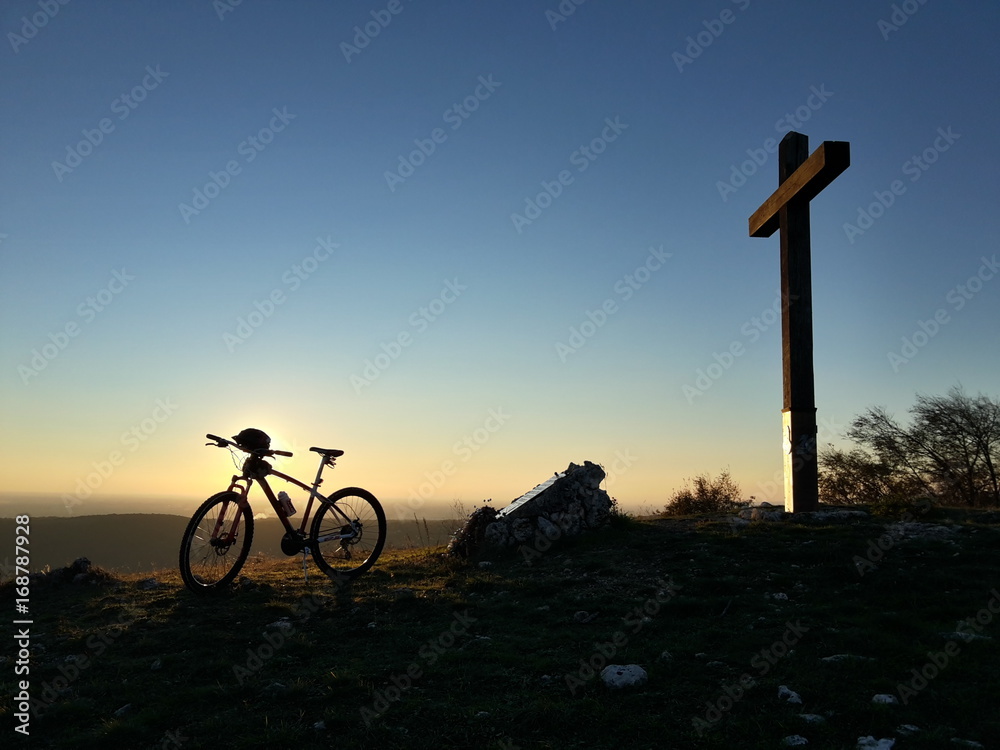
[[232, 428, 271, 452]]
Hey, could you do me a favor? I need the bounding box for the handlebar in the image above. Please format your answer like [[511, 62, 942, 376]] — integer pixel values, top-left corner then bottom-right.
[[205, 433, 293, 458]]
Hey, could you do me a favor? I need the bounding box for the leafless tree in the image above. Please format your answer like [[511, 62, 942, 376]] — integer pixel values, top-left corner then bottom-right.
[[820, 387, 1000, 507]]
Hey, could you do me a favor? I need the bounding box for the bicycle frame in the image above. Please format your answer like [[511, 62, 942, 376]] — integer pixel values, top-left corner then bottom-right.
[[219, 453, 357, 547]]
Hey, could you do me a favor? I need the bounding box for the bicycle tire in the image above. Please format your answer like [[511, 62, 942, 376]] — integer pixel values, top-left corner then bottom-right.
[[310, 486, 386, 581], [179, 491, 254, 594]]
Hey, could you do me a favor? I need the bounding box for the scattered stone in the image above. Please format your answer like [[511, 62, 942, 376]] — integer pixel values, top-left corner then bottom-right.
[[65, 655, 81, 664], [137, 577, 160, 590], [600, 664, 647, 689], [738, 507, 786, 522], [871, 694, 898, 705], [313, 721, 326, 731], [113, 704, 132, 718], [887, 522, 958, 542], [366, 622, 377, 629], [799, 714, 826, 725], [821, 654, 874, 663], [658, 650, 673, 662], [477, 561, 493, 569], [768, 592, 789, 601], [268, 618, 293, 633], [782, 736, 809, 747], [573, 611, 597, 624], [262, 682, 286, 696], [475, 711, 490, 718], [857, 738, 894, 750], [150, 658, 162, 671], [896, 725, 920, 736], [950, 739, 984, 748], [778, 685, 803, 704]]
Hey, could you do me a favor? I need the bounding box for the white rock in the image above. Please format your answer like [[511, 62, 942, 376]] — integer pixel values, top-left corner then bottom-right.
[[857, 738, 894, 749], [896, 725, 920, 736], [798, 714, 826, 724], [600, 664, 647, 689], [782, 735, 809, 746], [871, 693, 898, 705], [821, 654, 873, 663], [778, 685, 803, 704], [950, 740, 984, 749]]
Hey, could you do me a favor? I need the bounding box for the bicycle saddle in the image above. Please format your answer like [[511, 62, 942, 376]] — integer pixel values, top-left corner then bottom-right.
[[310, 447, 344, 458]]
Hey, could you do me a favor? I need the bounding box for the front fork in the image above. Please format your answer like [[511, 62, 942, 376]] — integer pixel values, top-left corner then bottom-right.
[[212, 477, 252, 546]]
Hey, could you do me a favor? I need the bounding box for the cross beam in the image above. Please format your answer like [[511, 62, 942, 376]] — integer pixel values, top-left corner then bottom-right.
[[748, 132, 850, 513]]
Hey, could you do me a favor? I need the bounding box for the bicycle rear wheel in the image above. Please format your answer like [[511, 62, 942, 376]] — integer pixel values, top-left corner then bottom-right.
[[310, 487, 386, 580], [179, 491, 254, 593]]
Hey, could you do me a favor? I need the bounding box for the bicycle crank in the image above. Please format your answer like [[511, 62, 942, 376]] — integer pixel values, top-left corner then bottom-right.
[[281, 531, 307, 556]]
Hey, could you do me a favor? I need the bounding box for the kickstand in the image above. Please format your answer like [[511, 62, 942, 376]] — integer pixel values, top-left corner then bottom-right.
[[301, 547, 310, 585]]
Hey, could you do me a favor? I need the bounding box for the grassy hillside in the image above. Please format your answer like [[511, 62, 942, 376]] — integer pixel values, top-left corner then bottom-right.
[[0, 515, 463, 574], [3, 507, 999, 749]]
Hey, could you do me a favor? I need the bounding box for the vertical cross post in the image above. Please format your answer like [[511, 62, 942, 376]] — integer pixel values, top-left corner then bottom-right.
[[749, 132, 850, 513]]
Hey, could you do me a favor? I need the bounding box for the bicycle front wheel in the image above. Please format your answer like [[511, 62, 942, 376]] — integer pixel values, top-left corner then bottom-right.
[[310, 487, 386, 580], [179, 491, 254, 593]]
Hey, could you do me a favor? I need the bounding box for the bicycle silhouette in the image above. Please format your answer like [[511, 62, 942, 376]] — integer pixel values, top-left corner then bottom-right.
[[179, 429, 386, 593]]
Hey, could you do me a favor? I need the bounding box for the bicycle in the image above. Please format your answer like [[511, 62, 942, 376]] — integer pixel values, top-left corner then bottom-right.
[[179, 428, 386, 593]]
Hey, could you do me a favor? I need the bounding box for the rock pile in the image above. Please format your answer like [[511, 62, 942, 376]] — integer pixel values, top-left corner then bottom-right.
[[448, 461, 613, 557]]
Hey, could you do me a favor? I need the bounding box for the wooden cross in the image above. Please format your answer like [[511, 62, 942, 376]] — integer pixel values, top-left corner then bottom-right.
[[749, 132, 850, 513]]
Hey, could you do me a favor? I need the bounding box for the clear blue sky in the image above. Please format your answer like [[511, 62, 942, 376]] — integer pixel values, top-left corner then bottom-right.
[[2, 0, 998, 518]]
